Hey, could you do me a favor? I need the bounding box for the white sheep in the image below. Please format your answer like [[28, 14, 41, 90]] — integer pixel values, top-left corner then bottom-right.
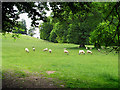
[[32, 47, 35, 51], [64, 48, 69, 55], [101, 47, 104, 49], [98, 49, 100, 52], [90, 47, 92, 49], [86, 47, 88, 50], [79, 50, 85, 55], [25, 48, 29, 53], [87, 50, 92, 54], [49, 49, 52, 53], [43, 48, 48, 51]]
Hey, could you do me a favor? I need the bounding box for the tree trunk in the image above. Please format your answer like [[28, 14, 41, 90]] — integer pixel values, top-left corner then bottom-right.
[[94, 43, 101, 49], [78, 44, 85, 48]]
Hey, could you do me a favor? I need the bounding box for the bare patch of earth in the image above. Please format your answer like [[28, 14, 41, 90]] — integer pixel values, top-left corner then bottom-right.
[[2, 70, 65, 88]]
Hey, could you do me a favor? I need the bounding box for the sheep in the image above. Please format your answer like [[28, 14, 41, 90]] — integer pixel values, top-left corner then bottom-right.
[[101, 47, 104, 49], [32, 47, 35, 51], [79, 50, 85, 55], [98, 49, 100, 52], [43, 48, 48, 51], [49, 49, 52, 53], [86, 47, 88, 50], [87, 50, 92, 54], [25, 48, 29, 53], [64, 48, 69, 55], [90, 47, 92, 49]]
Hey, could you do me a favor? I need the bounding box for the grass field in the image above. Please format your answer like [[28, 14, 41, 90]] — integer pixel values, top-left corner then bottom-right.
[[1, 33, 118, 88]]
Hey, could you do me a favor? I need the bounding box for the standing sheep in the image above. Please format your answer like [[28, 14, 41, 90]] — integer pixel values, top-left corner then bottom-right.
[[32, 47, 35, 51], [49, 49, 52, 53], [90, 47, 92, 49], [87, 50, 92, 54], [86, 47, 88, 50], [25, 48, 29, 53], [79, 50, 85, 55]]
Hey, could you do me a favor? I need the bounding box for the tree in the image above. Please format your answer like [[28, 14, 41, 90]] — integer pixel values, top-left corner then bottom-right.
[[49, 2, 120, 49], [2, 2, 49, 33], [49, 30, 57, 43], [28, 27, 35, 37], [51, 21, 68, 43], [90, 21, 117, 48], [49, 2, 102, 46], [13, 19, 27, 34], [39, 17, 53, 40], [89, 2, 120, 53], [90, 2, 120, 47]]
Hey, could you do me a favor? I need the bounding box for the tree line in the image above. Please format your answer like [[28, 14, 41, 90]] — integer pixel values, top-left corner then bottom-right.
[[2, 2, 120, 50], [39, 2, 120, 49]]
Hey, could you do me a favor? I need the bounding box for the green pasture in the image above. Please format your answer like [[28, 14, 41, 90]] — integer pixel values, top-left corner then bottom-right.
[[1, 33, 118, 88]]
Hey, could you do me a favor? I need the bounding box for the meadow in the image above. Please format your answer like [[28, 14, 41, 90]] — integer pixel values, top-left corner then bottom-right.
[[1, 33, 118, 88]]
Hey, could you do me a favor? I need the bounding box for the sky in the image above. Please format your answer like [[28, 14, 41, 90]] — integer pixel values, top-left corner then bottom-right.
[[16, 3, 52, 38]]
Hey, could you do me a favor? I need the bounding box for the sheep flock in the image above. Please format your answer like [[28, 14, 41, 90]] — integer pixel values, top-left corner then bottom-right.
[[24, 46, 100, 55]]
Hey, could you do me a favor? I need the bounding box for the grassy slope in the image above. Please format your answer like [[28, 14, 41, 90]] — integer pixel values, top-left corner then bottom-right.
[[2, 33, 118, 88]]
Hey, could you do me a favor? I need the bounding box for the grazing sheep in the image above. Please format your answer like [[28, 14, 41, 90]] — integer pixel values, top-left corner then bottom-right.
[[64, 49, 69, 55], [25, 48, 29, 53], [98, 49, 100, 52], [79, 50, 85, 55], [87, 50, 92, 54], [101, 47, 104, 49], [90, 47, 92, 49], [43, 48, 48, 51], [86, 47, 88, 50], [49, 49, 52, 53], [32, 47, 35, 51]]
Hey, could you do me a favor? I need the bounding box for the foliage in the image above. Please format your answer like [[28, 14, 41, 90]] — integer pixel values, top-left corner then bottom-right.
[[49, 30, 57, 43], [39, 20, 53, 40], [2, 2, 120, 48], [28, 27, 35, 37], [90, 21, 117, 48], [89, 2, 120, 48], [52, 22, 68, 43], [13, 19, 27, 34], [2, 2, 48, 33]]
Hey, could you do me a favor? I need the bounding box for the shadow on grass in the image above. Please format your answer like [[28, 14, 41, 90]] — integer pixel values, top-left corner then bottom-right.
[[100, 73, 118, 82], [65, 47, 85, 50], [65, 77, 118, 88], [66, 47, 96, 50]]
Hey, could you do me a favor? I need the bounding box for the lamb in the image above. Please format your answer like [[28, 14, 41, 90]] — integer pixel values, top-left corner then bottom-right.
[[49, 49, 52, 53], [25, 48, 29, 53], [43, 48, 48, 51], [79, 50, 85, 55], [32, 47, 35, 51], [64, 48, 69, 55], [87, 50, 92, 54], [86, 47, 88, 50], [98, 49, 100, 52]]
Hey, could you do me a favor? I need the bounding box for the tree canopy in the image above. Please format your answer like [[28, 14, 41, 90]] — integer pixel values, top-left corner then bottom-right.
[[2, 2, 120, 50], [39, 2, 120, 48], [2, 2, 49, 33]]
